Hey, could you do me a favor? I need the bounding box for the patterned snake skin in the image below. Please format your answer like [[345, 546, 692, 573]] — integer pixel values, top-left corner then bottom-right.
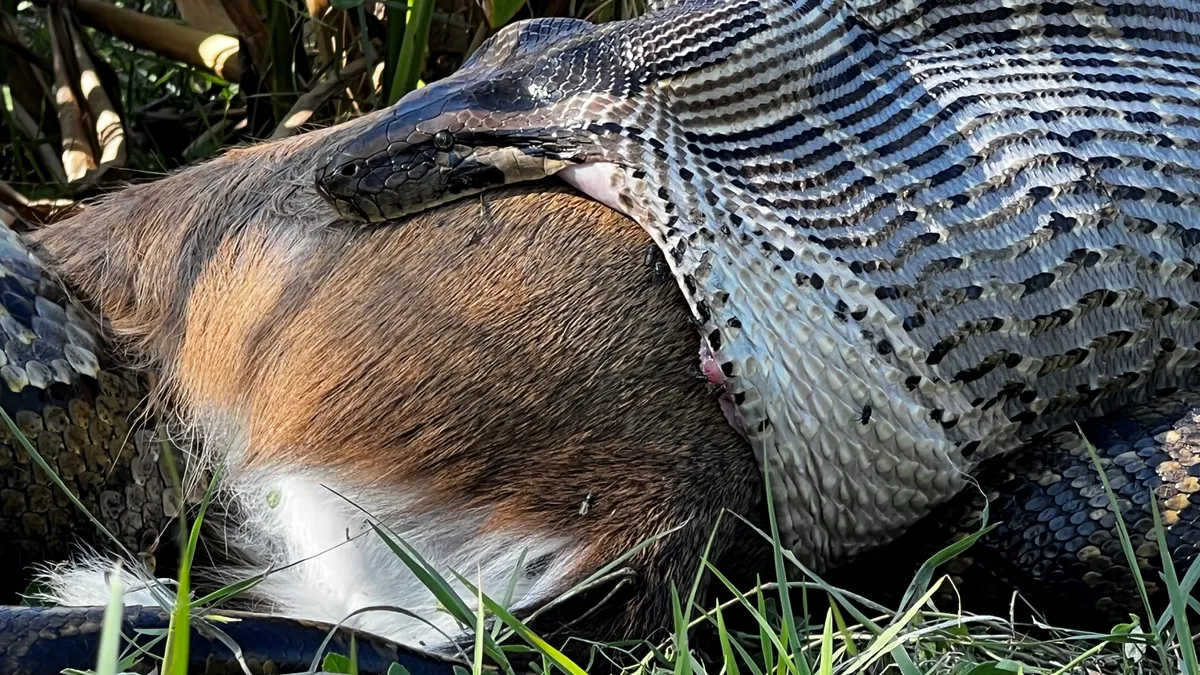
[[0, 605, 461, 675], [0, 224, 178, 600], [312, 0, 1200, 572]]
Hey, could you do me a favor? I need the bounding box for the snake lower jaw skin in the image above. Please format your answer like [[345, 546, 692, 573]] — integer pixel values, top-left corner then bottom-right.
[[556, 163, 642, 221]]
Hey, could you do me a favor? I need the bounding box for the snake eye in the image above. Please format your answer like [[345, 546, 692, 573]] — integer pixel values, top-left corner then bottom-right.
[[432, 130, 455, 151]]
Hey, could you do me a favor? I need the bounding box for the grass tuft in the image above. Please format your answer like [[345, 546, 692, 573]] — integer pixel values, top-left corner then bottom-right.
[[13, 403, 1200, 675]]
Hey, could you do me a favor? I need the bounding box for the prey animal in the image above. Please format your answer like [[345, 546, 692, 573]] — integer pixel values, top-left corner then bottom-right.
[[314, 0, 1200, 571]]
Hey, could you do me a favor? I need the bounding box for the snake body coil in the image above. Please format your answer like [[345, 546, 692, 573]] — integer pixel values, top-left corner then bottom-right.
[[315, 0, 1200, 571]]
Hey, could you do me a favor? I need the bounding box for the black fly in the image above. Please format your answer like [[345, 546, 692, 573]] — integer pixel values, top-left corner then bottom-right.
[[859, 404, 872, 425]]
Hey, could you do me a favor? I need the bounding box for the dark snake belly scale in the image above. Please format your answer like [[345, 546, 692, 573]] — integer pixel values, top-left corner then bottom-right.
[[0, 605, 462, 675], [0, 224, 179, 600]]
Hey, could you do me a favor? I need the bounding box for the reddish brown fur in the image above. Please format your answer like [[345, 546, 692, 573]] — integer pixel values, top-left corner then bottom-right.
[[27, 119, 767, 645]]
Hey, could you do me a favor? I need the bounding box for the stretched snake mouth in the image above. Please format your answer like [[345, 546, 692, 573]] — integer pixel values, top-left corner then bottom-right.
[[315, 127, 597, 223], [314, 162, 372, 222]]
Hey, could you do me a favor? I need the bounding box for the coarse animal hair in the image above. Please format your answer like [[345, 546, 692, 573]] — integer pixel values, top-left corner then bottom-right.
[[25, 113, 768, 651]]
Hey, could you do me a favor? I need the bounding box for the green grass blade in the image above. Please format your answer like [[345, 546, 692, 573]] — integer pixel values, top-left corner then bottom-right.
[[705, 565, 797, 675], [1081, 428, 1169, 665], [755, 579, 775, 674], [843, 578, 945, 674], [672, 585, 691, 675], [161, 458, 223, 675], [829, 601, 857, 657], [388, 0, 434, 99], [324, 486, 511, 669], [367, 521, 472, 622], [898, 518, 997, 612], [817, 609, 833, 675], [1150, 491, 1199, 675], [450, 570, 588, 675], [687, 513, 723, 618], [366, 521, 513, 671], [1157, 545, 1200, 635], [759, 458, 809, 675], [352, 635, 360, 675], [382, 0, 407, 103], [729, 637, 765, 675], [727, 513, 884, 635], [474, 573, 486, 675], [491, 549, 527, 640], [95, 564, 127, 675], [715, 604, 741, 675]]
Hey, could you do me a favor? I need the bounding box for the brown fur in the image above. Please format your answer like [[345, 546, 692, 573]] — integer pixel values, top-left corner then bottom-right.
[[27, 117, 767, 646]]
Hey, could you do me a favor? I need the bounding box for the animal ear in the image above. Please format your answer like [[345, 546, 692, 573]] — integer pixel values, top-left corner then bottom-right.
[[459, 17, 596, 73]]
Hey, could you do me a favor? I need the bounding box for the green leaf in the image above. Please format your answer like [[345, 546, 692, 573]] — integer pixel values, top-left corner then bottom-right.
[[487, 0, 526, 28], [389, 0, 435, 102], [387, 664, 413, 675], [323, 652, 354, 674]]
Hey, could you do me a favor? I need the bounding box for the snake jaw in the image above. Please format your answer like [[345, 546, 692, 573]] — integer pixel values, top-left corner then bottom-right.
[[314, 156, 376, 222], [316, 123, 602, 224]]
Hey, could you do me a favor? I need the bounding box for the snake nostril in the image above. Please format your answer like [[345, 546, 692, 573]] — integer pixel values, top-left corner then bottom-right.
[[339, 163, 359, 178]]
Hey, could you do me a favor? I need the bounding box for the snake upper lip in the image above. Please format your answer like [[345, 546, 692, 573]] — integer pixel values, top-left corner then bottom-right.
[[313, 173, 372, 223]]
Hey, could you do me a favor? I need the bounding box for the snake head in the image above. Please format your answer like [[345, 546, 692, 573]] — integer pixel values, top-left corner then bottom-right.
[[314, 74, 598, 223]]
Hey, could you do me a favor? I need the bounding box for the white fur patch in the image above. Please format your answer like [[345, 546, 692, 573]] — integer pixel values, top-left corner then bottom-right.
[[31, 555, 173, 608], [215, 468, 587, 649], [35, 461, 588, 653]]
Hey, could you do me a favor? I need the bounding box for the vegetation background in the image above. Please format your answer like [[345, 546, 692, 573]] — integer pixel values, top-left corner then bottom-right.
[[0, 0, 642, 223]]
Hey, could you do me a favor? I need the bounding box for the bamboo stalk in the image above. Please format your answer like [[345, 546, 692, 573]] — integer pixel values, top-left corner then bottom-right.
[[67, 20, 126, 170], [174, 0, 239, 35], [46, 2, 96, 182], [218, 0, 268, 74], [66, 0, 242, 81]]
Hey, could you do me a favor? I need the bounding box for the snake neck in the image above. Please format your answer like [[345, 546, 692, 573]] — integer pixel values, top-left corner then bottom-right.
[[311, 0, 1200, 569], [557, 0, 1200, 569]]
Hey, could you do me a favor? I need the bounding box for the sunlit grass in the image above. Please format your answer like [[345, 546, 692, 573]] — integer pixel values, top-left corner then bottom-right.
[[7, 403, 1200, 675]]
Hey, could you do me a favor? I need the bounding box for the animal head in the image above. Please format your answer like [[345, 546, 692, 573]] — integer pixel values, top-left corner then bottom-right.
[[26, 125, 766, 649]]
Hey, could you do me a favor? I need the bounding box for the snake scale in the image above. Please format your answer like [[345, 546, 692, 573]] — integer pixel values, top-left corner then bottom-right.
[[313, 0, 1200, 572]]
